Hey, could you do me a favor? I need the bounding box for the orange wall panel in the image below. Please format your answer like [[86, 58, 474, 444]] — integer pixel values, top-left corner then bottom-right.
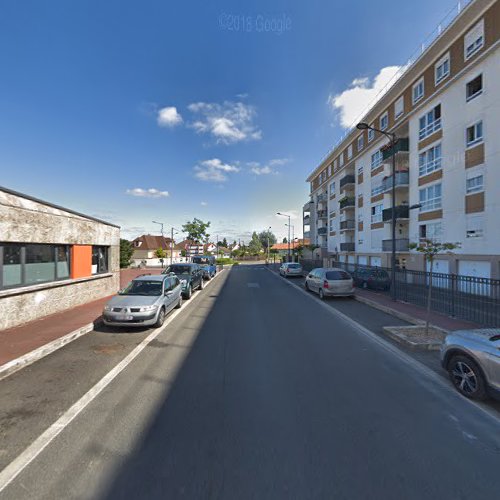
[[71, 245, 92, 279]]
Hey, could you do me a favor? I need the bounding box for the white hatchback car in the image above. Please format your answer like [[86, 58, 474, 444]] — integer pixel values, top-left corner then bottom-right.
[[305, 267, 354, 299], [279, 262, 303, 278]]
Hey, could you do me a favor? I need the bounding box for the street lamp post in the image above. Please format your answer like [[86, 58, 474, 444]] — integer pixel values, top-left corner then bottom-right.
[[286, 223, 295, 261], [277, 213, 291, 262], [356, 123, 397, 300], [266, 226, 271, 263]]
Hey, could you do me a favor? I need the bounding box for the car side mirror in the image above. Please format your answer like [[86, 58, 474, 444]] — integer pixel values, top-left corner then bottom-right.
[[165, 290, 172, 296]]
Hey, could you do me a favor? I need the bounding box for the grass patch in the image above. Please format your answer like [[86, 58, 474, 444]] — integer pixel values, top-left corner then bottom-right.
[[216, 258, 239, 265]]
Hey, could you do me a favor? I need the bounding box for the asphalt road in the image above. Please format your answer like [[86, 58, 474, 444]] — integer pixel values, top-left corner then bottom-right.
[[2, 264, 500, 499]]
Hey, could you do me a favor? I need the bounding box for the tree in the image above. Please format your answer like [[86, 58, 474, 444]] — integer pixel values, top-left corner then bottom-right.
[[282, 237, 288, 244], [154, 247, 167, 267], [182, 218, 211, 243], [222, 237, 228, 248], [408, 239, 460, 335], [248, 232, 263, 255], [119, 239, 134, 268], [258, 230, 277, 251]]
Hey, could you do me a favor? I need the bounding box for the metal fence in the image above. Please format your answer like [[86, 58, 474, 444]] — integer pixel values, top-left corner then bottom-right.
[[328, 261, 500, 327]]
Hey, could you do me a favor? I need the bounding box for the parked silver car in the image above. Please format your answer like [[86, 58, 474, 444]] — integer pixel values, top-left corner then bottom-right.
[[441, 329, 500, 400], [103, 274, 182, 328], [304, 267, 354, 299], [279, 262, 303, 278]]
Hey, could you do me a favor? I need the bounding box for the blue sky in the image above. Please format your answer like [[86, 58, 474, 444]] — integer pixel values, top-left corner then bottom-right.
[[0, 0, 458, 243]]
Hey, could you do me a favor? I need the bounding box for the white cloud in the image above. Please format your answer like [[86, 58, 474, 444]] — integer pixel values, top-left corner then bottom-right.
[[328, 65, 405, 129], [157, 106, 183, 127], [187, 100, 262, 144], [194, 158, 240, 182], [125, 188, 169, 198], [201, 201, 208, 206], [248, 157, 290, 176], [251, 165, 273, 175]]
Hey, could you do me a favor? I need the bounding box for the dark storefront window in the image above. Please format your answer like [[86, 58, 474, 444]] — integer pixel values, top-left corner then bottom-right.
[[0, 243, 71, 290], [92, 246, 108, 275]]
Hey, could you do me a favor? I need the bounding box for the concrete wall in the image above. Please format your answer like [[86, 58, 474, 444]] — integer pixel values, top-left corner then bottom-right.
[[0, 189, 120, 330]]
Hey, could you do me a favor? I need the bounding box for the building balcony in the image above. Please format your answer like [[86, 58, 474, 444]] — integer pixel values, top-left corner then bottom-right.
[[382, 172, 409, 193], [340, 220, 355, 231], [303, 200, 314, 211], [303, 231, 310, 239], [382, 238, 410, 252], [340, 242, 355, 252], [317, 227, 328, 235], [317, 193, 328, 202], [339, 197, 356, 210], [339, 174, 356, 190], [381, 137, 409, 160], [317, 210, 328, 220], [382, 205, 410, 222]]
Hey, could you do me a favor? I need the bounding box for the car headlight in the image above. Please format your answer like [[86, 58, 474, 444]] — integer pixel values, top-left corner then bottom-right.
[[104, 305, 113, 312], [180, 279, 187, 287], [139, 305, 158, 312]]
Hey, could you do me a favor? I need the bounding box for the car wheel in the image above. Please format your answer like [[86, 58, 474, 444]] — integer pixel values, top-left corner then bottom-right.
[[175, 296, 183, 309], [305, 281, 309, 291], [154, 308, 166, 328], [185, 286, 192, 300], [447, 355, 488, 400], [199, 279, 204, 290], [319, 288, 325, 300]]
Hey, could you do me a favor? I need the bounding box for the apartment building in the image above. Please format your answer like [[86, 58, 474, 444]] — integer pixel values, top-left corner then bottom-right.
[[304, 0, 500, 279]]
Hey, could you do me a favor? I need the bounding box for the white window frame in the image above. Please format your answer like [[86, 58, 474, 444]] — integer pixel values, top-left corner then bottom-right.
[[357, 165, 363, 176], [329, 218, 335, 231], [329, 181, 335, 195], [466, 215, 484, 238], [434, 53, 450, 85], [371, 150, 383, 170], [394, 96, 404, 120], [466, 74, 483, 102], [371, 204, 383, 223], [379, 111, 389, 131], [371, 180, 384, 197], [466, 174, 484, 194], [418, 143, 442, 177], [347, 144, 353, 159], [412, 77, 424, 104], [368, 125, 375, 142], [464, 19, 484, 61], [420, 222, 443, 242], [466, 121, 483, 148], [339, 153, 345, 167], [419, 183, 442, 212], [357, 135, 364, 151], [419, 105, 441, 141]]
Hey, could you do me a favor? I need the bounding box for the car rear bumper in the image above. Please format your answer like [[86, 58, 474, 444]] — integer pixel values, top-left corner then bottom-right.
[[324, 289, 355, 297]]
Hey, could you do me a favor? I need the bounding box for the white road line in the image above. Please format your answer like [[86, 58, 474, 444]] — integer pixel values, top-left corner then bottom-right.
[[0, 270, 226, 494], [266, 268, 500, 426]]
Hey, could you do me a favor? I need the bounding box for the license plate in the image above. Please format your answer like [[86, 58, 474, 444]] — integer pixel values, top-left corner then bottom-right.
[[116, 314, 133, 321]]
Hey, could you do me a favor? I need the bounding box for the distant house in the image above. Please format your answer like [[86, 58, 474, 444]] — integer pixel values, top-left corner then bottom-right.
[[216, 246, 231, 258], [270, 238, 310, 260], [131, 234, 183, 267]]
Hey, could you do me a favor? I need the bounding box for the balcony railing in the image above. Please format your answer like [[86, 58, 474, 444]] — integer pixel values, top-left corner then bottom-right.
[[381, 137, 409, 160], [382, 205, 410, 222], [317, 193, 328, 202], [317, 210, 328, 220], [339, 174, 355, 189], [317, 227, 328, 235], [340, 220, 355, 231], [339, 197, 356, 209], [340, 242, 355, 252], [382, 172, 409, 193], [382, 238, 410, 251]]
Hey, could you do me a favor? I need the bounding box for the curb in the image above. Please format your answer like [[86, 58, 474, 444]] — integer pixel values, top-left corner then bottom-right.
[[0, 319, 101, 382], [382, 326, 443, 351]]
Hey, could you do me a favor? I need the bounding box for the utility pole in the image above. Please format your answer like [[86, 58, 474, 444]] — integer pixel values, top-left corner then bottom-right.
[[277, 213, 291, 262], [266, 226, 271, 263]]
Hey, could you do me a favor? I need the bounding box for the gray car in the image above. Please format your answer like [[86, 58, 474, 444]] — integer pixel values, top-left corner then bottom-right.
[[441, 328, 500, 400], [305, 267, 354, 299], [279, 262, 303, 278], [103, 274, 182, 328]]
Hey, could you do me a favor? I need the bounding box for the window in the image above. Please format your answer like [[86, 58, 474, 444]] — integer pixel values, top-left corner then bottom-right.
[[466, 74, 483, 101], [358, 213, 363, 222], [329, 182, 335, 195], [419, 184, 442, 212], [418, 104, 441, 140], [466, 121, 483, 147], [339, 154, 345, 167], [347, 144, 353, 159], [380, 112, 388, 131], [413, 78, 424, 104], [329, 218, 335, 231], [334, 158, 338, 170], [358, 165, 363, 176], [464, 19, 484, 61], [466, 215, 483, 238], [435, 53, 450, 85], [371, 181, 384, 197], [92, 246, 109, 275], [394, 96, 404, 120], [419, 144, 442, 176], [419, 222, 443, 242], [327, 164, 332, 176], [368, 125, 375, 142], [371, 150, 383, 170], [371, 204, 383, 223], [466, 174, 484, 194], [0, 244, 71, 290], [357, 135, 364, 151]]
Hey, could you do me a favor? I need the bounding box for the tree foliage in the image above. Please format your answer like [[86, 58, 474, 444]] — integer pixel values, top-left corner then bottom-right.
[[248, 232, 263, 255], [258, 230, 277, 250], [282, 237, 288, 244], [154, 247, 167, 259], [182, 218, 211, 243], [119, 239, 134, 268]]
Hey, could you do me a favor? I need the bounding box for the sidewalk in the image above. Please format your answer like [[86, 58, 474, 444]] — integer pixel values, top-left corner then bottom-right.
[[0, 268, 162, 372], [353, 288, 479, 332]]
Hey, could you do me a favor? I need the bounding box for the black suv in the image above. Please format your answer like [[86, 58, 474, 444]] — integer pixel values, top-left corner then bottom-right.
[[163, 263, 204, 299], [351, 267, 390, 291]]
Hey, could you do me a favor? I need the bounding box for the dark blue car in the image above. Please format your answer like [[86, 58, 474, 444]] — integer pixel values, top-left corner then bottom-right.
[[192, 255, 217, 280]]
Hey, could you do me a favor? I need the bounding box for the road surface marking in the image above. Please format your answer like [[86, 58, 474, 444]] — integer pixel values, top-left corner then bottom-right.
[[0, 270, 226, 494], [247, 283, 260, 288]]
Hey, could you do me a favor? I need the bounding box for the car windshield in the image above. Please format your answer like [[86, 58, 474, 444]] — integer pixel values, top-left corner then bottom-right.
[[288, 264, 301, 269], [167, 265, 192, 275], [120, 280, 162, 296], [192, 257, 209, 264], [326, 270, 351, 280]]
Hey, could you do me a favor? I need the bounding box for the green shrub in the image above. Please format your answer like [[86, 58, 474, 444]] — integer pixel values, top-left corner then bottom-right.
[[216, 258, 238, 265]]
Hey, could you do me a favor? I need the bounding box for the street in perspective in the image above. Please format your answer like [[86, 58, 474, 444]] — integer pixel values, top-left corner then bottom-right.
[[1, 0, 500, 498]]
